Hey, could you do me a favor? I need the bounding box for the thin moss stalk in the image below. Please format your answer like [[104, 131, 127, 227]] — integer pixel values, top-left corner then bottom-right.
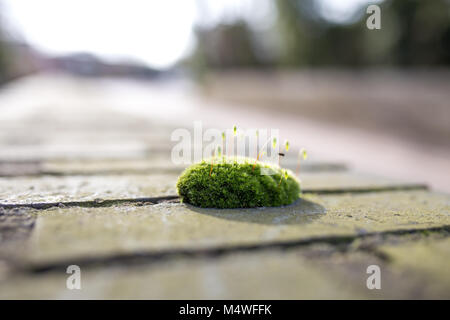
[[221, 131, 226, 156], [252, 136, 272, 170], [296, 148, 308, 177], [209, 154, 214, 177]]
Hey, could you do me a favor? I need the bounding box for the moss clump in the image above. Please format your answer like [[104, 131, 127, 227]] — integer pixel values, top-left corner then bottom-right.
[[176, 156, 301, 208]]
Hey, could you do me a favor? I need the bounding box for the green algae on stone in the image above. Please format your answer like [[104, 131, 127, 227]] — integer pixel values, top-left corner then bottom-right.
[[176, 156, 300, 208]]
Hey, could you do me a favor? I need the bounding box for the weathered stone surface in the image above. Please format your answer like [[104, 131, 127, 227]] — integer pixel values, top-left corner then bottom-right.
[[0, 158, 346, 178], [0, 250, 369, 299], [0, 174, 177, 205], [0, 171, 424, 205], [377, 237, 450, 297], [0, 207, 35, 244], [42, 158, 177, 174], [2, 237, 449, 299], [0, 161, 42, 177], [41, 158, 346, 175], [0, 143, 152, 162], [19, 191, 449, 265], [300, 171, 424, 192], [0, 207, 35, 264]]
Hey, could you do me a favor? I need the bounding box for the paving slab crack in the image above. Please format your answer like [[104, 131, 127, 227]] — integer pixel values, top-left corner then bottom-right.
[[303, 184, 428, 194], [0, 195, 179, 209], [0, 184, 428, 210], [0, 161, 348, 177], [16, 225, 450, 275]]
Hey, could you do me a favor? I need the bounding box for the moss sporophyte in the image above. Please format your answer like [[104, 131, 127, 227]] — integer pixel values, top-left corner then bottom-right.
[[177, 156, 301, 209]]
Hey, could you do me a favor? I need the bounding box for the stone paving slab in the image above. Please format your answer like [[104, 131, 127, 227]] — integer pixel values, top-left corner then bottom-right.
[[41, 158, 347, 175], [0, 174, 176, 205], [2, 236, 449, 299], [16, 190, 449, 265], [0, 172, 425, 205], [0, 250, 369, 299], [0, 207, 34, 249], [0, 130, 174, 148], [0, 144, 154, 162], [0, 158, 347, 176], [291, 234, 450, 299], [377, 236, 450, 296]]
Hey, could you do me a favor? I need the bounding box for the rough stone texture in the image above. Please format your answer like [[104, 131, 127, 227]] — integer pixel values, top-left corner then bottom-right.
[[42, 158, 181, 175], [0, 250, 371, 299], [0, 207, 36, 267], [18, 190, 449, 265], [289, 232, 450, 299], [0, 158, 346, 177], [0, 174, 177, 205], [0, 207, 35, 244], [1, 236, 449, 299], [377, 237, 450, 297], [0, 161, 42, 177], [41, 158, 346, 175]]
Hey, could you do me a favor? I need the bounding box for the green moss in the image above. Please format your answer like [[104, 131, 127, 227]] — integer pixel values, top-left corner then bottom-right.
[[176, 156, 301, 208]]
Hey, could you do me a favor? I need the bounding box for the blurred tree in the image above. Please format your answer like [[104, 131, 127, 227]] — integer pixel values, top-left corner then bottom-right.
[[0, 5, 12, 83], [187, 0, 450, 72], [185, 20, 267, 81], [276, 0, 371, 66], [276, 0, 450, 67], [192, 21, 261, 69], [275, 0, 310, 66], [387, 0, 450, 65]]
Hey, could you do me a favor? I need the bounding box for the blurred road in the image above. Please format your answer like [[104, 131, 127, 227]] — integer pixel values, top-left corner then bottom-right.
[[0, 71, 449, 192], [197, 70, 450, 193]]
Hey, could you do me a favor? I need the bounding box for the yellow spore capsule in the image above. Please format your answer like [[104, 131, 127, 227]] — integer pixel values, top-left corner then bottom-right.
[[285, 140, 290, 152]]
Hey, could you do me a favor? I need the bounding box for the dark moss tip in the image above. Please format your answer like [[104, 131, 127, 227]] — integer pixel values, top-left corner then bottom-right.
[[176, 156, 301, 208]]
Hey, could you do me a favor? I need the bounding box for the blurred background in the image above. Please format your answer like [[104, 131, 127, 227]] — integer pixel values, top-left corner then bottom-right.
[[0, 0, 449, 191]]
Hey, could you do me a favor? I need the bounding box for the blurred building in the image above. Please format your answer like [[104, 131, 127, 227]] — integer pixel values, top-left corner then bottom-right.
[[47, 53, 160, 78]]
